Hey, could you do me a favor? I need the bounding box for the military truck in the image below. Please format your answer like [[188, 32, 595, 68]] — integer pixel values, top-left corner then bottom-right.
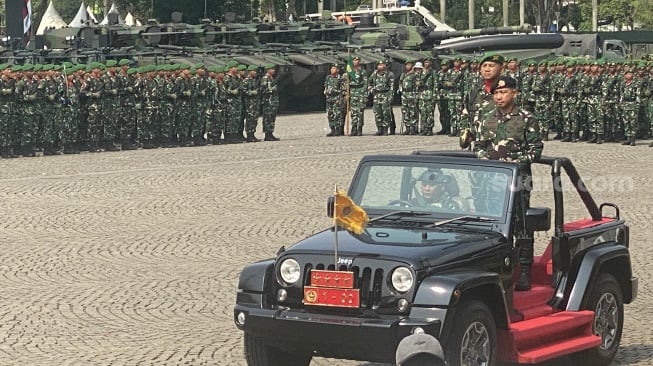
[[234, 151, 637, 366]]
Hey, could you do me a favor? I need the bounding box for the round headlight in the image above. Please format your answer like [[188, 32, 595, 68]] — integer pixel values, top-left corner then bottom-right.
[[279, 258, 301, 285], [391, 267, 414, 293]]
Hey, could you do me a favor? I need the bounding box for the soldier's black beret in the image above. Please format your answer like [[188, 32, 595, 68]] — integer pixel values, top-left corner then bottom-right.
[[491, 75, 517, 93]]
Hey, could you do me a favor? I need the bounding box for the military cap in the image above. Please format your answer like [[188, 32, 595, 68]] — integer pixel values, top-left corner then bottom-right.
[[440, 59, 449, 65], [330, 63, 339, 69], [508, 56, 518, 62], [189, 68, 197, 75], [405, 59, 414, 65], [105, 59, 118, 67], [418, 170, 449, 184], [91, 62, 104, 70], [0, 63, 8, 70], [119, 59, 131, 66], [247, 64, 258, 71], [527, 60, 537, 66], [42, 64, 52, 71], [127, 68, 138, 75], [33, 64, 43, 72], [453, 56, 463, 61], [237, 64, 247, 71], [413, 61, 423, 69], [480, 52, 505, 65], [226, 60, 239, 68], [538, 60, 548, 66], [11, 65, 22, 72], [265, 63, 276, 69], [566, 60, 575, 67], [377, 59, 386, 65], [352, 55, 360, 61], [194, 63, 205, 69], [490, 75, 518, 93]]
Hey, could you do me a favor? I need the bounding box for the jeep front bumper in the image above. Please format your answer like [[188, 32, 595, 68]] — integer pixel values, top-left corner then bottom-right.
[[234, 305, 442, 363]]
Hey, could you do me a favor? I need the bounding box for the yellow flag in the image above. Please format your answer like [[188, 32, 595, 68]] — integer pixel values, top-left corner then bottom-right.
[[335, 190, 369, 234]]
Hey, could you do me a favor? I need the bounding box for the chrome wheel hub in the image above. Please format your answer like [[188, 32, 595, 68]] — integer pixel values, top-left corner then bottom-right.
[[594, 292, 618, 350], [460, 321, 491, 366]]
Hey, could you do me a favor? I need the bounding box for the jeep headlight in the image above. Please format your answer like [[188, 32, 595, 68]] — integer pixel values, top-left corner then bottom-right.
[[279, 258, 301, 285], [390, 267, 414, 293]]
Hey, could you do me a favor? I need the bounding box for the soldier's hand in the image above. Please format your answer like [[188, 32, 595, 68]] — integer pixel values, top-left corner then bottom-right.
[[47, 94, 56, 102], [184, 90, 192, 97]]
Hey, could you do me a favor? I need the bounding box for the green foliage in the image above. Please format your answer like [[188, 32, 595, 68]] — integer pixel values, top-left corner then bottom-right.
[[576, 0, 635, 31]]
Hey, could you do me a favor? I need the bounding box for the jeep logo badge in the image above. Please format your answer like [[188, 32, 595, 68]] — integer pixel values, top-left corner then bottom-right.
[[337, 257, 353, 267]]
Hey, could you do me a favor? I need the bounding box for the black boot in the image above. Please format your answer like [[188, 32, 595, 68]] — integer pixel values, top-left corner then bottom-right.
[[338, 125, 345, 136], [448, 128, 458, 137], [246, 132, 258, 142], [374, 128, 383, 136], [515, 264, 532, 291], [410, 126, 419, 135], [350, 126, 357, 136], [424, 128, 433, 136], [579, 131, 589, 141], [435, 128, 447, 135], [561, 132, 571, 142], [388, 126, 396, 135], [356, 126, 363, 136], [382, 127, 389, 136], [264, 132, 280, 141], [649, 140, 653, 147], [596, 135, 603, 144], [622, 136, 632, 145], [553, 131, 562, 140], [587, 134, 597, 143], [326, 127, 336, 137], [402, 126, 411, 135], [571, 132, 578, 143], [630, 136, 636, 146]]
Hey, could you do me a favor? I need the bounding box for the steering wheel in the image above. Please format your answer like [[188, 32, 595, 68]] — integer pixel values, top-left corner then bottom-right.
[[388, 199, 414, 207]]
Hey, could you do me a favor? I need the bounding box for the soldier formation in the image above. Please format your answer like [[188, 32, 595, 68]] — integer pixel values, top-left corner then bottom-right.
[[325, 55, 653, 147], [0, 59, 281, 158]]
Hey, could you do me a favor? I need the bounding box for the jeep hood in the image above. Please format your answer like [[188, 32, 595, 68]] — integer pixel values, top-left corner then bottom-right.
[[284, 227, 505, 267]]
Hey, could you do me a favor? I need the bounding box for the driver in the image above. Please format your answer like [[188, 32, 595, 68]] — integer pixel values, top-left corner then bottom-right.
[[411, 170, 458, 209]]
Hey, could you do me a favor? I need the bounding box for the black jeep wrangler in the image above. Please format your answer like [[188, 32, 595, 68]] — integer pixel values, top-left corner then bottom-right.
[[234, 152, 637, 366]]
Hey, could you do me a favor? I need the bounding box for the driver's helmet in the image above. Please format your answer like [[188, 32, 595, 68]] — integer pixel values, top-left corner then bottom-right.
[[418, 170, 450, 186]]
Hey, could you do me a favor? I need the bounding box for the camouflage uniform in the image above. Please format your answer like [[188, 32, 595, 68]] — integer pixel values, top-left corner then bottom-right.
[[531, 67, 550, 138], [61, 74, 81, 153], [159, 72, 177, 147], [417, 64, 436, 135], [368, 65, 394, 135], [223, 69, 243, 142], [260, 67, 280, 141], [324, 70, 343, 136], [191, 70, 209, 145], [138, 72, 160, 148], [209, 72, 226, 143], [442, 66, 464, 135], [82, 72, 105, 152], [436, 64, 450, 134], [582, 71, 603, 143], [175, 72, 194, 146], [347, 66, 368, 136], [15, 74, 40, 156], [473, 102, 543, 289], [620, 75, 641, 145], [42, 74, 63, 155], [118, 71, 138, 149], [557, 67, 579, 141], [242, 67, 261, 141], [601, 68, 620, 141], [399, 64, 418, 134], [0, 74, 16, 157]]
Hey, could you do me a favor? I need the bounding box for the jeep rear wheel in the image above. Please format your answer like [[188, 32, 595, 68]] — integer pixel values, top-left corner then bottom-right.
[[570, 273, 624, 366], [244, 332, 312, 366], [445, 300, 497, 366]]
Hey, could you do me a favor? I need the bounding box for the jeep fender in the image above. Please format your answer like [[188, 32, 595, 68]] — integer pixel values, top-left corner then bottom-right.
[[566, 244, 636, 311], [236, 259, 275, 307], [412, 270, 509, 336]]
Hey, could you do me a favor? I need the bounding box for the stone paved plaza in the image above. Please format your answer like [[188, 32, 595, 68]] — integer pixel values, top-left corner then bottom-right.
[[0, 109, 651, 365]]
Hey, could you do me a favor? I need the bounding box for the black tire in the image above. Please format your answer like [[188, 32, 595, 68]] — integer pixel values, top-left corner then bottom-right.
[[570, 273, 624, 366], [444, 300, 497, 366], [244, 332, 312, 366]]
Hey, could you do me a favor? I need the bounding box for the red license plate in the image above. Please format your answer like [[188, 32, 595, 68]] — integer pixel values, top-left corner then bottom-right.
[[303, 286, 360, 308], [310, 270, 355, 288]]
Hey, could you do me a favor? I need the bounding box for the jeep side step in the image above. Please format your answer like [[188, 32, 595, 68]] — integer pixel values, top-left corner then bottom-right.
[[498, 310, 601, 363]]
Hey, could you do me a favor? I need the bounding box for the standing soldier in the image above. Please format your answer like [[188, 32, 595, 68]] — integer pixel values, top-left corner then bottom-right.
[[61, 65, 81, 154], [417, 58, 436, 135], [636, 62, 650, 139], [16, 64, 39, 157], [399, 60, 419, 135], [175, 66, 194, 146], [368, 60, 394, 136], [0, 65, 17, 158], [191, 64, 209, 146], [467, 53, 504, 138], [347, 55, 368, 136], [118, 60, 138, 150], [209, 66, 226, 144], [324, 64, 343, 137], [42, 65, 63, 155], [223, 61, 243, 143], [557, 60, 579, 142], [442, 57, 465, 136], [82, 63, 105, 152], [621, 67, 641, 146], [584, 60, 604, 143], [436, 60, 450, 135], [531, 61, 551, 140], [521, 60, 537, 112], [260, 64, 280, 141], [242, 65, 261, 142], [159, 65, 177, 147], [102, 60, 121, 151], [472, 75, 543, 290], [139, 66, 160, 149]]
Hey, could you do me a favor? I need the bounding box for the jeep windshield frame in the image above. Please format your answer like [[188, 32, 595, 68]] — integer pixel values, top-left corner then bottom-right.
[[348, 155, 519, 228]]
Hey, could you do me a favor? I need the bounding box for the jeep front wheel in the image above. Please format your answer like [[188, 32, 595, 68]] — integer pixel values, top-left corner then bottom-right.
[[570, 273, 624, 366], [244, 332, 312, 366], [445, 300, 497, 366]]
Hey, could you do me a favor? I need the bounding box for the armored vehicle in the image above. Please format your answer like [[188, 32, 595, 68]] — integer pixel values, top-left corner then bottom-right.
[[234, 151, 637, 365]]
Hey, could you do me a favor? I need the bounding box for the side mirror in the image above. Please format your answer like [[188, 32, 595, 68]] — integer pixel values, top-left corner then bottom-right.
[[525, 207, 551, 232], [326, 196, 335, 218]]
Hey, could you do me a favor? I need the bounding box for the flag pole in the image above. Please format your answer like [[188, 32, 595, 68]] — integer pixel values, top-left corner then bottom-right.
[[333, 184, 339, 269], [345, 51, 351, 136]]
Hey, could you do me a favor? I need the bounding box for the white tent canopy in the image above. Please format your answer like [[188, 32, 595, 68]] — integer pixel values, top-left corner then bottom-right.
[[124, 12, 141, 27], [69, 2, 93, 27], [86, 5, 99, 23], [37, 1, 68, 35], [100, 3, 124, 25]]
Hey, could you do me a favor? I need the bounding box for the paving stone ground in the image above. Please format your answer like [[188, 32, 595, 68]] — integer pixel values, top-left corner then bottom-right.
[[0, 108, 651, 365]]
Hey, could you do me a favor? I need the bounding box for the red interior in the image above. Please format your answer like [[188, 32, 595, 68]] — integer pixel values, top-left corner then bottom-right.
[[500, 217, 612, 363]]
